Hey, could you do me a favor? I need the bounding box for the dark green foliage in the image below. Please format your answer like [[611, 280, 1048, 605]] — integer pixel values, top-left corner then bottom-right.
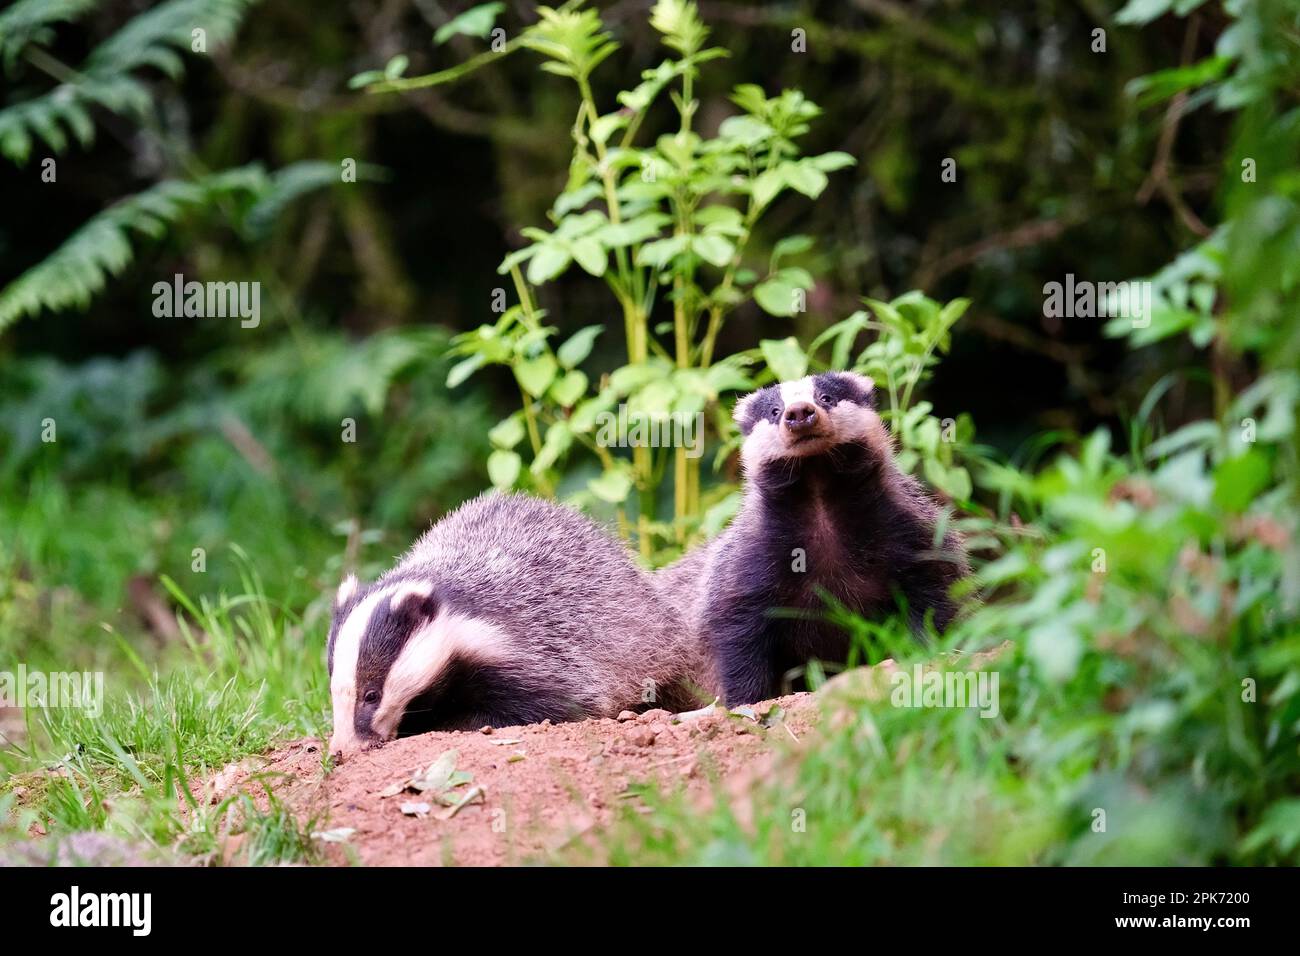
[[1, 0, 1297, 865]]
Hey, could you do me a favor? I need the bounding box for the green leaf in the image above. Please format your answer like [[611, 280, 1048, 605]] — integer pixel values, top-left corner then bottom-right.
[[771, 234, 812, 266], [434, 2, 505, 45], [549, 369, 588, 407], [702, 492, 742, 535], [588, 466, 633, 503], [487, 450, 521, 489], [751, 168, 784, 208], [526, 243, 571, 284], [596, 212, 670, 247], [557, 325, 603, 368], [754, 272, 810, 317], [1115, 0, 1177, 27], [553, 182, 603, 217], [515, 354, 558, 397], [694, 205, 745, 236], [629, 379, 677, 416], [610, 359, 671, 396], [569, 236, 607, 276], [637, 235, 689, 269], [760, 337, 807, 381], [1213, 449, 1271, 513], [348, 70, 385, 90], [531, 421, 573, 473], [704, 361, 753, 395], [924, 458, 968, 500], [589, 112, 628, 146], [717, 114, 772, 147], [384, 54, 409, 79], [782, 161, 828, 199], [806, 151, 857, 172], [693, 234, 734, 268], [1126, 56, 1231, 108], [446, 353, 486, 389], [488, 414, 526, 449]]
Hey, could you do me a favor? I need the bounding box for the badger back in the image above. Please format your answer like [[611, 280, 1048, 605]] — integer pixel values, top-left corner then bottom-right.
[[390, 493, 693, 711]]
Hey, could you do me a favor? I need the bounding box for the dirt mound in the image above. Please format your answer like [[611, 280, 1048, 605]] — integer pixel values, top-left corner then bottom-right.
[[212, 693, 821, 865]]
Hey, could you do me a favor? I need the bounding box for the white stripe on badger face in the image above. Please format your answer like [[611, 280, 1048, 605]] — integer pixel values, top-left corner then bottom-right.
[[328, 587, 388, 755], [739, 377, 815, 472], [367, 612, 512, 741], [335, 574, 358, 606], [388, 580, 433, 611], [779, 376, 816, 406], [740, 375, 883, 471]]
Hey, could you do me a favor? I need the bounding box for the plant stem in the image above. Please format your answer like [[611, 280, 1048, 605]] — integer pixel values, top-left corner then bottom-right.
[[508, 264, 554, 496]]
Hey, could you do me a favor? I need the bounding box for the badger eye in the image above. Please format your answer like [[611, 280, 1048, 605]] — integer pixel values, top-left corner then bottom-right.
[[363, 689, 380, 705], [768, 405, 781, 421], [817, 393, 834, 407]]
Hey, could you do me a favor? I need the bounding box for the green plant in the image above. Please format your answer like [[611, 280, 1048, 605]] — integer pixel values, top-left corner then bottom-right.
[[0, 0, 382, 333], [578, 0, 1300, 866], [398, 1, 857, 557]]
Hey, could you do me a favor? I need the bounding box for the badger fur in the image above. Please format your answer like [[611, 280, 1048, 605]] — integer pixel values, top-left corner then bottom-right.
[[327, 492, 707, 754], [658, 371, 968, 706]]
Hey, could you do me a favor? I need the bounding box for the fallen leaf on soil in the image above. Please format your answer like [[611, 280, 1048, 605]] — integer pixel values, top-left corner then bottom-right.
[[410, 750, 460, 791], [438, 786, 485, 820], [311, 827, 356, 843], [672, 698, 720, 722]]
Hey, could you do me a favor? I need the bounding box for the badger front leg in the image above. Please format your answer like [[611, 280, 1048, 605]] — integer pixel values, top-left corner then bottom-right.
[[706, 604, 779, 706], [898, 557, 963, 637]]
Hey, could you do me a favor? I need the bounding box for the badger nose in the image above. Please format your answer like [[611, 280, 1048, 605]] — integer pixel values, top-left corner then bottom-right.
[[783, 401, 818, 430]]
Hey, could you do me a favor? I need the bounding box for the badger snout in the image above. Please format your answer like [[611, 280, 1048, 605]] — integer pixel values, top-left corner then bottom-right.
[[328, 728, 385, 757], [783, 401, 819, 432]]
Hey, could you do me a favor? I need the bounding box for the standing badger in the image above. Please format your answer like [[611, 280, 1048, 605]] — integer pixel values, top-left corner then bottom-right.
[[658, 371, 968, 706], [327, 492, 707, 754]]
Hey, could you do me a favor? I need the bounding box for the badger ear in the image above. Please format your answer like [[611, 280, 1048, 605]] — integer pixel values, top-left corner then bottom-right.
[[732, 389, 766, 430], [839, 371, 877, 408], [335, 574, 359, 608], [388, 580, 438, 618]]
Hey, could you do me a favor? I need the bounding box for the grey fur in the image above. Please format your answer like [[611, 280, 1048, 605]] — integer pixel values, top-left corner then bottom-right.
[[328, 492, 709, 749], [657, 372, 969, 705]]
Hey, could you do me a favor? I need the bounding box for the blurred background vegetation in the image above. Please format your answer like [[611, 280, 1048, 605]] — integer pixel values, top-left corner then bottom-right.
[[1, 0, 1298, 864]]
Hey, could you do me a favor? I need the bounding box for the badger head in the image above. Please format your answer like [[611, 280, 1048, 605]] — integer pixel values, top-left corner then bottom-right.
[[732, 371, 888, 470], [325, 573, 509, 755]]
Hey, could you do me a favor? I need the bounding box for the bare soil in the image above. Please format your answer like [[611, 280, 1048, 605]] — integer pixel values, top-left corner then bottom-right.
[[211, 693, 822, 866]]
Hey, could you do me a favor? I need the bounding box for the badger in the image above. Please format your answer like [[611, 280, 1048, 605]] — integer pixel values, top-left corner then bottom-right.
[[327, 492, 709, 754], [657, 371, 968, 706]]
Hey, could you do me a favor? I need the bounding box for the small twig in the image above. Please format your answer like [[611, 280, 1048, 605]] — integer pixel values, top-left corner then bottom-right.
[[1136, 16, 1211, 238]]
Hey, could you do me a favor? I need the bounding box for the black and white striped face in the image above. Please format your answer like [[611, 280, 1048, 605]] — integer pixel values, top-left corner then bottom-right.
[[733, 371, 881, 468], [326, 574, 509, 754]]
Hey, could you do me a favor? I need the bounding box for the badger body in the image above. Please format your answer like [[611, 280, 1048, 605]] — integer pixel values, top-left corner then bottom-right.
[[659, 371, 968, 706], [327, 492, 703, 754]]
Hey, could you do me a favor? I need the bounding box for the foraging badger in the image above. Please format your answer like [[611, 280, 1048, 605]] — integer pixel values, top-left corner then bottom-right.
[[327, 492, 708, 754], [658, 371, 968, 706]]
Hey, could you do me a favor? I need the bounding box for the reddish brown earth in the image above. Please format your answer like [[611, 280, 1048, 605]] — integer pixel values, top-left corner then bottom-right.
[[210, 693, 822, 866], [208, 691, 816, 863]]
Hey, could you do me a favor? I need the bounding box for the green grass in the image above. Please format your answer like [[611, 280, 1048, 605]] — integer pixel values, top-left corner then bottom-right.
[[0, 526, 332, 861], [3, 408, 1298, 867], [579, 428, 1300, 866]]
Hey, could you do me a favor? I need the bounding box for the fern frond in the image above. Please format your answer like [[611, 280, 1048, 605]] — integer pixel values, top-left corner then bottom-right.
[[0, 165, 268, 333], [240, 328, 449, 421], [86, 0, 255, 78], [244, 160, 387, 236], [0, 0, 257, 165], [0, 0, 98, 73]]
